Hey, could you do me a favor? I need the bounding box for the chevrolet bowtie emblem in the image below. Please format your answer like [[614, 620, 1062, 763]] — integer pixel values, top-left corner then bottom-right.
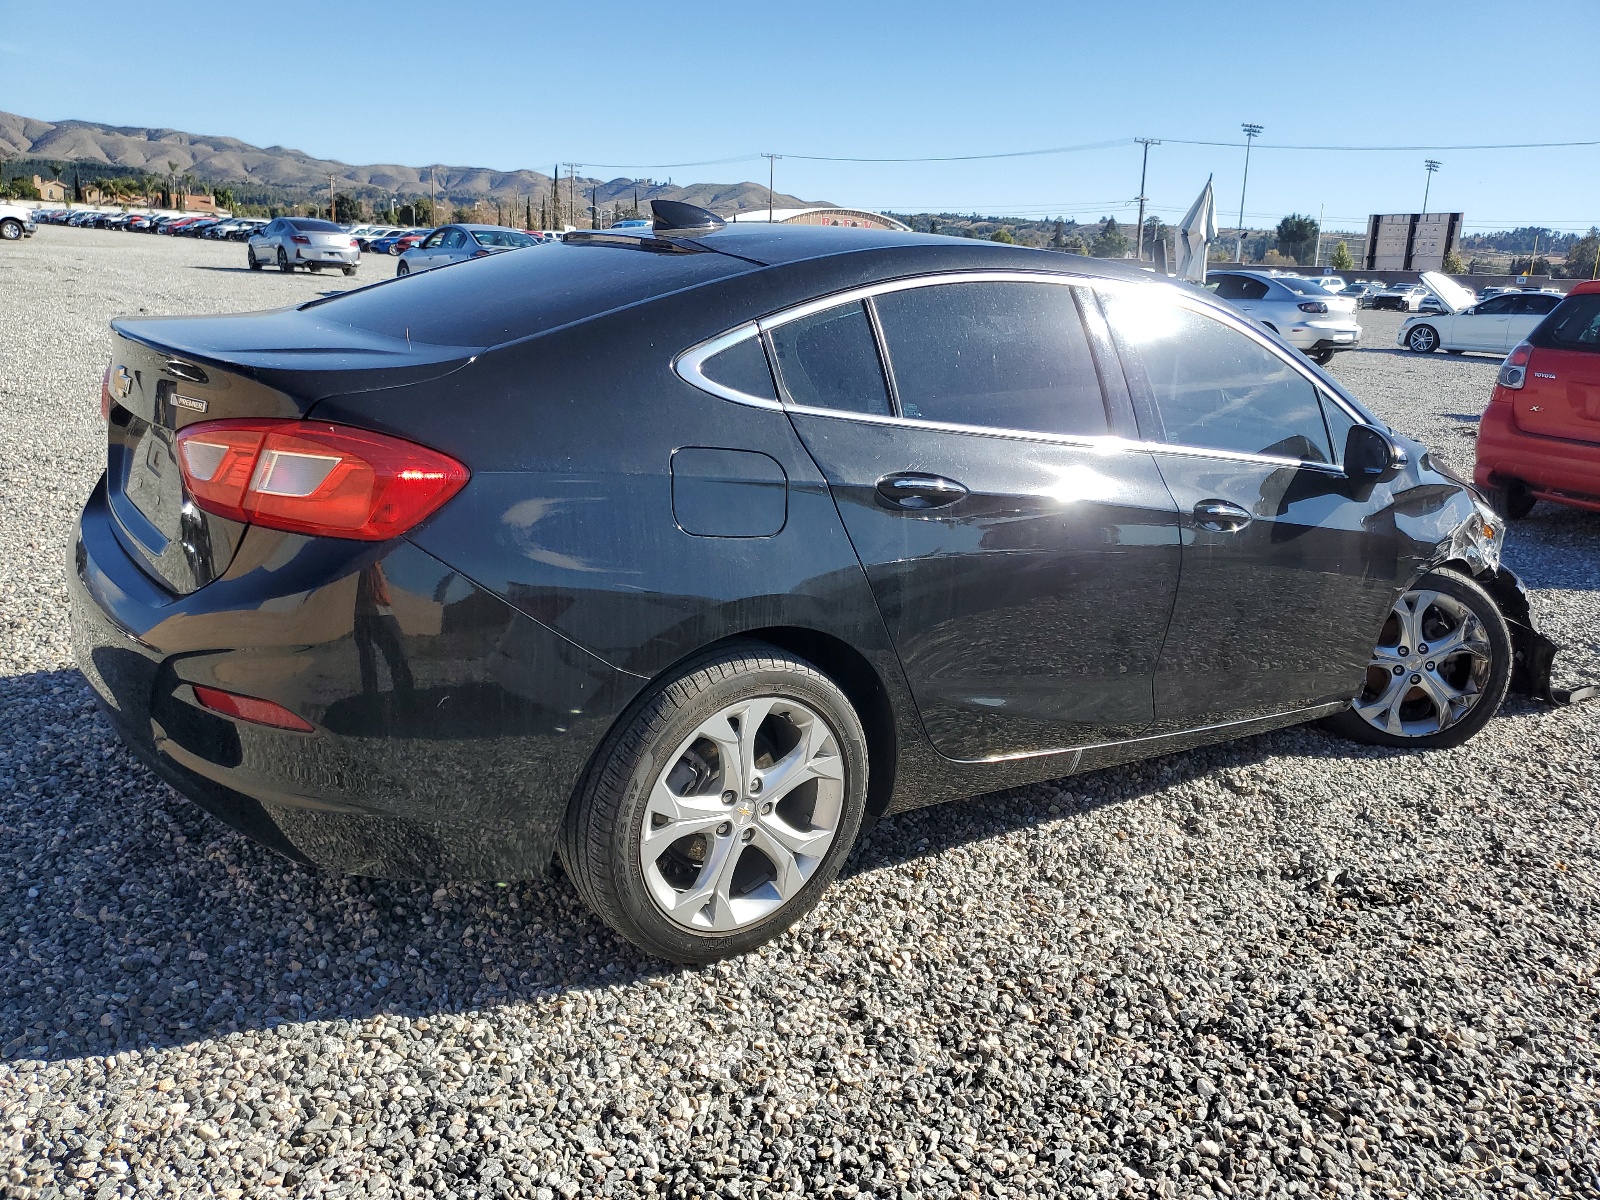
[[109, 366, 133, 402]]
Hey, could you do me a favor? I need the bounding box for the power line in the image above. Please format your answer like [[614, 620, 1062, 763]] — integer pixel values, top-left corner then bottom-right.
[[1163, 136, 1600, 152]]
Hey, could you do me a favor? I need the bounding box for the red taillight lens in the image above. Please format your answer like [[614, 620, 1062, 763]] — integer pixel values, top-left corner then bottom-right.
[[291, 235, 310, 245], [193, 685, 315, 732], [175, 419, 468, 540], [100, 361, 112, 421], [1498, 341, 1533, 390]]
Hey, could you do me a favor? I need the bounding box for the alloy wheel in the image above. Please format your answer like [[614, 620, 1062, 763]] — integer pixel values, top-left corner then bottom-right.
[[1408, 326, 1438, 353], [640, 696, 845, 933], [1352, 589, 1492, 737]]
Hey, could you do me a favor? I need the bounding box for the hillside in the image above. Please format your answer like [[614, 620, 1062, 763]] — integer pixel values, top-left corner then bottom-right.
[[0, 111, 824, 218]]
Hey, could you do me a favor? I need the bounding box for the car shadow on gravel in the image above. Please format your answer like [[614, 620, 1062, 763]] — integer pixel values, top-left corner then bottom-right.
[[0, 664, 1586, 1065], [1348, 347, 1504, 365]]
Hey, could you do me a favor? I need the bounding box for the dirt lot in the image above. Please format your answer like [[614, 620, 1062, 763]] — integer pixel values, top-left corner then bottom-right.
[[3, 226, 1598, 1200]]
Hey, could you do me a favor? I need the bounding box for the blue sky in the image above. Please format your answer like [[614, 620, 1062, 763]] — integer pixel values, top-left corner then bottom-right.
[[5, 0, 1598, 234]]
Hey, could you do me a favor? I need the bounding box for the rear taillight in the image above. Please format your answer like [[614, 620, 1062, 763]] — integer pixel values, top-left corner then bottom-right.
[[100, 361, 112, 421], [1298, 301, 1329, 314], [1498, 342, 1532, 390], [193, 685, 314, 732], [175, 419, 468, 540], [291, 235, 310, 245]]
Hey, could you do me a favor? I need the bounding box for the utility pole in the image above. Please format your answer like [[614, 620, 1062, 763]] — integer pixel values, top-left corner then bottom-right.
[[429, 168, 436, 223], [564, 164, 579, 230], [1313, 203, 1325, 266], [1134, 139, 1160, 261], [1422, 159, 1441, 214], [328, 174, 336, 223], [1234, 123, 1263, 264], [591, 180, 599, 228], [761, 153, 782, 223]]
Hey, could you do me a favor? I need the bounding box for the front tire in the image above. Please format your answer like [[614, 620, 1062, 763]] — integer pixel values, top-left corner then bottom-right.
[[1407, 325, 1440, 353], [247, 250, 262, 270], [1323, 569, 1512, 750], [0, 219, 23, 241], [342, 266, 356, 277], [560, 644, 869, 963]]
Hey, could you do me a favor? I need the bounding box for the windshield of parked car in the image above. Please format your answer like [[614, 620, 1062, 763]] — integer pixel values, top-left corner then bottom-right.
[[288, 219, 341, 232], [470, 229, 539, 248], [1278, 278, 1332, 296]]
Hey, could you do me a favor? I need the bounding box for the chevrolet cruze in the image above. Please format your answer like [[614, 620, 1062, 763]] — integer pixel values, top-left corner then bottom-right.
[[71, 202, 1562, 961]]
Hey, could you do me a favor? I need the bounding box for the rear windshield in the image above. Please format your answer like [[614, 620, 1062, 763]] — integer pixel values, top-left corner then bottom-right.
[[289, 218, 341, 232], [1530, 293, 1600, 351], [1279, 277, 1331, 296], [303, 241, 756, 348]]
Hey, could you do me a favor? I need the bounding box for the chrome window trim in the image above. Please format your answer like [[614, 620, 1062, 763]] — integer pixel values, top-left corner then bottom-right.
[[673, 268, 1371, 473], [672, 322, 783, 410]]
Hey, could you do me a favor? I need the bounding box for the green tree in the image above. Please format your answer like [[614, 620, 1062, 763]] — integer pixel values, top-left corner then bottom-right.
[[1560, 228, 1600, 279], [990, 227, 1015, 244], [1275, 213, 1319, 265], [1508, 255, 1552, 276], [1063, 234, 1089, 255], [1052, 219, 1066, 250], [213, 187, 234, 211], [1330, 240, 1355, 271], [333, 193, 360, 223], [1442, 248, 1467, 275], [1091, 217, 1128, 258]]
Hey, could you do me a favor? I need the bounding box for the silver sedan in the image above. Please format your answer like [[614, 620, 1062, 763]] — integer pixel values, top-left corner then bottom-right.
[[247, 218, 360, 275], [395, 224, 541, 276]]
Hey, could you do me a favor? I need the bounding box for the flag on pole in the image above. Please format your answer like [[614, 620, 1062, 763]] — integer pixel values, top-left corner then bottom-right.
[[1175, 176, 1217, 283]]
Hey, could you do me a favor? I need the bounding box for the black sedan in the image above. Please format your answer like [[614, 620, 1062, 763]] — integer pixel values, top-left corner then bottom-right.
[[71, 201, 1560, 962]]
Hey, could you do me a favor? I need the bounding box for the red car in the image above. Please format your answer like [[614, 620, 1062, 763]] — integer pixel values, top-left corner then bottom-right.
[[1475, 279, 1600, 517]]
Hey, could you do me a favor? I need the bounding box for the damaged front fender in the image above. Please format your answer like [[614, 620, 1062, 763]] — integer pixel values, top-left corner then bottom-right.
[[1480, 567, 1595, 705]]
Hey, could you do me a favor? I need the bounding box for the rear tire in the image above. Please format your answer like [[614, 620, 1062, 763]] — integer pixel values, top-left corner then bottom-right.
[[342, 266, 356, 277], [396, 261, 410, 277], [276, 248, 293, 273], [1483, 480, 1537, 520], [247, 250, 261, 271], [308, 263, 322, 273], [559, 643, 869, 963], [1322, 568, 1512, 750], [1407, 325, 1440, 353], [1309, 350, 1334, 365]]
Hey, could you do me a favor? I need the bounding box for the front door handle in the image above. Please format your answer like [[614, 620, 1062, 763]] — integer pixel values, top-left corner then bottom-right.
[[875, 473, 969, 511], [1193, 499, 1253, 532]]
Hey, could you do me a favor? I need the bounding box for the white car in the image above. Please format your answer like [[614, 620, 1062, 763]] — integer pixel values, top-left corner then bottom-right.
[[1397, 274, 1565, 355], [1299, 274, 1346, 293], [1205, 270, 1362, 364], [0, 202, 38, 241]]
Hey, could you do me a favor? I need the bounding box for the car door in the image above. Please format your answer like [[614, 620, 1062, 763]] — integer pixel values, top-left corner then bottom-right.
[[411, 228, 446, 269], [437, 228, 469, 265], [1505, 293, 1562, 349], [1211, 273, 1273, 324], [764, 277, 1183, 759], [251, 220, 278, 262], [1458, 294, 1517, 351], [1099, 287, 1404, 731]]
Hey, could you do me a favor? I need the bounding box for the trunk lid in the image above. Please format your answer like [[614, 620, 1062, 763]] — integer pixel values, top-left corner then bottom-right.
[[1517, 345, 1600, 444], [105, 307, 478, 595], [1418, 270, 1475, 315]]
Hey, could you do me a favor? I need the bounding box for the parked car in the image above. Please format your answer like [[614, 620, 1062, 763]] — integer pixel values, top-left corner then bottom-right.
[[1372, 282, 1430, 312], [1204, 270, 1362, 363], [1300, 274, 1346, 293], [1475, 279, 1600, 517], [0, 202, 38, 241], [395, 224, 540, 275], [369, 228, 431, 256], [353, 226, 399, 251], [227, 219, 267, 242], [246, 217, 359, 274], [1399, 275, 1564, 355], [71, 201, 1559, 962]]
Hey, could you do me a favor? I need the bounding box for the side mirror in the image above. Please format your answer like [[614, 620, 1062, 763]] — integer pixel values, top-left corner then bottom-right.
[[1344, 425, 1407, 484]]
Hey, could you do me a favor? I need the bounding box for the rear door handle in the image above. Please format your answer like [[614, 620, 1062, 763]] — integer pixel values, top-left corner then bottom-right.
[[1193, 499, 1253, 532], [875, 473, 968, 511]]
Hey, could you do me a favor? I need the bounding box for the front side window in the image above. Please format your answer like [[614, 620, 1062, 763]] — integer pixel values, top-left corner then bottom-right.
[[1475, 295, 1516, 315], [472, 229, 538, 248], [441, 230, 468, 250], [872, 281, 1108, 436], [768, 302, 892, 416], [1104, 294, 1333, 464]]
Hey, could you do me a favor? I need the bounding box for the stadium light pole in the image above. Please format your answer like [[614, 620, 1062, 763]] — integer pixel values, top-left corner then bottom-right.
[[1234, 123, 1263, 263], [1422, 159, 1441, 214], [762, 153, 782, 223], [1134, 138, 1160, 260]]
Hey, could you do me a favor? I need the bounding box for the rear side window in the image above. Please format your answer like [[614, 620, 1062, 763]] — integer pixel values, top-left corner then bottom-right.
[[768, 302, 892, 416], [288, 218, 341, 232], [872, 281, 1108, 436], [1211, 275, 1270, 301], [700, 336, 777, 401], [1104, 294, 1333, 464]]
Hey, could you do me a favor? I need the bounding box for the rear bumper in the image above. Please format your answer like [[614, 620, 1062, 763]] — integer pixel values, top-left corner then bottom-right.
[[1474, 400, 1600, 512], [69, 477, 643, 880], [294, 246, 359, 265]]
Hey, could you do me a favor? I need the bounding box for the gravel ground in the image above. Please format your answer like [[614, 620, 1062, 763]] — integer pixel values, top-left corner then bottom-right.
[[3, 229, 1598, 1200]]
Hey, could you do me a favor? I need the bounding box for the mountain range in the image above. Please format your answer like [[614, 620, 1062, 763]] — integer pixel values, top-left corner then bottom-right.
[[0, 111, 825, 216]]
